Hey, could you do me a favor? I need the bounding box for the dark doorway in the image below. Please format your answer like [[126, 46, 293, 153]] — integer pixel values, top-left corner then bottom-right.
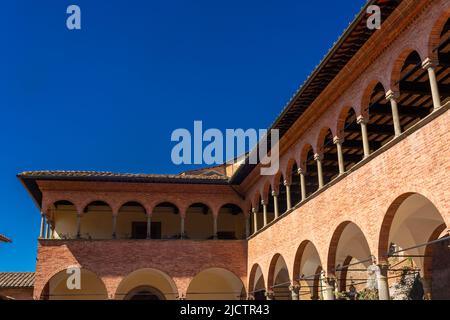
[[131, 222, 161, 239]]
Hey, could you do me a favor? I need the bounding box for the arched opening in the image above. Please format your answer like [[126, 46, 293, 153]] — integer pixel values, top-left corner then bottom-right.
[[277, 174, 287, 215], [395, 50, 434, 131], [40, 268, 108, 300], [319, 128, 340, 184], [250, 195, 264, 233], [51, 200, 78, 239], [186, 268, 245, 300], [115, 268, 178, 300], [328, 222, 372, 298], [302, 145, 318, 198], [340, 107, 364, 171], [249, 264, 266, 300], [293, 241, 323, 300], [268, 254, 291, 300], [217, 204, 246, 240], [117, 201, 147, 239], [365, 82, 396, 153], [185, 203, 213, 240], [124, 285, 165, 300], [435, 18, 450, 106], [266, 185, 275, 223], [152, 202, 181, 239], [81, 201, 113, 240], [289, 162, 301, 206], [379, 193, 449, 300]]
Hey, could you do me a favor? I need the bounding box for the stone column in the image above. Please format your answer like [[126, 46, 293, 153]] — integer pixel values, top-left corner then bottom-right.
[[422, 58, 441, 111], [272, 191, 279, 219], [298, 168, 307, 201], [112, 214, 118, 239], [146, 214, 152, 239], [386, 90, 402, 137], [377, 264, 390, 300], [320, 272, 335, 300], [45, 221, 50, 239], [39, 213, 45, 239], [289, 283, 300, 300], [284, 180, 292, 211], [245, 214, 250, 238], [333, 136, 345, 175], [213, 215, 218, 239], [252, 208, 258, 234], [314, 153, 324, 189], [180, 215, 185, 239], [262, 200, 268, 226], [76, 213, 82, 239], [357, 115, 370, 158]]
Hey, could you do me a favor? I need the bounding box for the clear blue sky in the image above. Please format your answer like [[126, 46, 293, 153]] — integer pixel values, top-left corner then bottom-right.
[[0, 0, 366, 271]]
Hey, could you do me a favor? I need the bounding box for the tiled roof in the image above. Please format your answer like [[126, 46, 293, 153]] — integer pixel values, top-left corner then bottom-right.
[[0, 272, 34, 288], [18, 170, 228, 182], [0, 234, 11, 243]]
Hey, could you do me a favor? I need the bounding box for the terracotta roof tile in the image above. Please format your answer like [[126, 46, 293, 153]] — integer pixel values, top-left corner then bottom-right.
[[0, 272, 34, 288]]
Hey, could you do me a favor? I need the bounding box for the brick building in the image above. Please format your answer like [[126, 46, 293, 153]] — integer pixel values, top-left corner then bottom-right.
[[18, 0, 449, 300]]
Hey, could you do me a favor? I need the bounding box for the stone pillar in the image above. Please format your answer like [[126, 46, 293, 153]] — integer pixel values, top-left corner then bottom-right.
[[284, 180, 292, 211], [252, 208, 258, 234], [298, 168, 307, 201], [45, 221, 50, 239], [262, 200, 268, 226], [146, 214, 152, 239], [245, 214, 250, 238], [320, 272, 335, 300], [333, 136, 345, 175], [39, 213, 45, 239], [76, 213, 81, 239], [377, 264, 390, 300], [289, 283, 300, 300], [180, 215, 185, 239], [421, 277, 432, 300], [422, 58, 441, 111], [357, 115, 370, 158], [213, 215, 218, 239], [386, 90, 402, 137], [272, 191, 279, 219], [112, 214, 117, 239], [314, 153, 324, 189]]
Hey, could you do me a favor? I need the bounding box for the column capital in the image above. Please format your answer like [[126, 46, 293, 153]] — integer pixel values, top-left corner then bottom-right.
[[261, 200, 267, 206], [297, 167, 305, 175], [283, 179, 290, 187], [333, 136, 343, 145], [357, 115, 368, 125], [289, 283, 301, 294], [313, 153, 323, 161], [385, 89, 400, 101], [422, 57, 438, 70], [271, 190, 278, 197], [252, 207, 258, 214]]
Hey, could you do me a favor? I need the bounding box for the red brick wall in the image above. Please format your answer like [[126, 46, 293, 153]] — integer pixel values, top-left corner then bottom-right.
[[34, 239, 247, 300], [247, 107, 450, 289]]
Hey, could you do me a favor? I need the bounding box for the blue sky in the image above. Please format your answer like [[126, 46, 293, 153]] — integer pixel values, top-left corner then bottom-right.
[[0, 0, 366, 271]]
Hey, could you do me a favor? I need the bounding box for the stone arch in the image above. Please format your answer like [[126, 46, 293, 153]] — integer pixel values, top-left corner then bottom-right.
[[292, 240, 323, 300], [217, 203, 246, 240], [390, 47, 426, 93], [186, 268, 245, 300], [327, 221, 372, 277], [185, 202, 213, 240], [151, 201, 181, 239], [336, 105, 357, 138], [428, 9, 450, 61], [248, 264, 266, 300], [115, 268, 178, 300], [79, 200, 113, 240], [267, 253, 291, 300], [40, 267, 108, 300]]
